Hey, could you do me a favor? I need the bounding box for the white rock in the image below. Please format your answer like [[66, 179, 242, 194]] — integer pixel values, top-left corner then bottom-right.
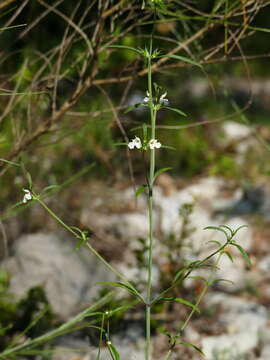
[[258, 255, 270, 274], [202, 332, 258, 359], [206, 294, 267, 334], [223, 121, 251, 142], [259, 345, 270, 360], [3, 233, 114, 319]]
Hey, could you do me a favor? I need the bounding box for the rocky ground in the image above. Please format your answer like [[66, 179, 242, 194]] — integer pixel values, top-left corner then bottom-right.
[[2, 121, 270, 359]]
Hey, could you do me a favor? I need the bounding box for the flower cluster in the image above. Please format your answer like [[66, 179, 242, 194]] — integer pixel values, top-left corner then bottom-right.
[[128, 136, 142, 149], [143, 91, 169, 106], [128, 137, 161, 150], [23, 189, 32, 203]]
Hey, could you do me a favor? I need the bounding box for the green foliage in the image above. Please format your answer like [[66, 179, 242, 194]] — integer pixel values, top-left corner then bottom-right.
[[0, 277, 54, 351]]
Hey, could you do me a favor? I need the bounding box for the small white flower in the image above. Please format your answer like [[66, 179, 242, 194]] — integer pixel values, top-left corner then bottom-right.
[[159, 91, 169, 106], [143, 91, 150, 103], [23, 189, 32, 203], [149, 139, 161, 149], [128, 136, 142, 149]]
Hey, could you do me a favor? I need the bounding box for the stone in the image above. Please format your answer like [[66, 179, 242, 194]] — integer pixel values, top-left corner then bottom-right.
[[202, 332, 257, 359], [202, 294, 267, 359], [3, 233, 114, 319]]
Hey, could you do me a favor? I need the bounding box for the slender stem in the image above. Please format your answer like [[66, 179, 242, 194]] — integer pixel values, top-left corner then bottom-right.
[[35, 196, 138, 290], [145, 33, 157, 359], [180, 252, 223, 332], [97, 313, 105, 360]]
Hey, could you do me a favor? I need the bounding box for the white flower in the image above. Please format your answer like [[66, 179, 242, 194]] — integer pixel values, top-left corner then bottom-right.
[[159, 91, 169, 105], [149, 139, 161, 149], [143, 91, 150, 103], [128, 136, 142, 149], [23, 189, 32, 203]]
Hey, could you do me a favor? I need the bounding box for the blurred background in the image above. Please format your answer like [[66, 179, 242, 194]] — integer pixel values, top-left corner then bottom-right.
[[1, 1, 270, 359]]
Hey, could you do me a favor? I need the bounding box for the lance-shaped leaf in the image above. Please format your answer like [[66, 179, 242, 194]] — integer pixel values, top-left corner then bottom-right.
[[97, 281, 142, 301], [0, 158, 20, 167], [153, 167, 172, 182], [135, 184, 148, 197], [157, 297, 200, 313], [179, 341, 204, 355], [163, 106, 187, 117], [231, 243, 251, 268], [124, 102, 144, 113], [204, 225, 229, 240], [222, 250, 234, 263], [107, 44, 142, 55], [107, 342, 121, 360], [164, 54, 202, 68]]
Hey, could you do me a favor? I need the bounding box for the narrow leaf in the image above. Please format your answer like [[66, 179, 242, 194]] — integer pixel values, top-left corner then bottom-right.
[[165, 54, 202, 68], [159, 297, 200, 313], [97, 281, 141, 298], [161, 145, 176, 150], [0, 158, 20, 167], [107, 44, 141, 55], [204, 226, 229, 239], [232, 243, 251, 268], [222, 250, 234, 263], [234, 224, 248, 235], [42, 185, 59, 193], [107, 342, 121, 360], [207, 240, 222, 247], [173, 268, 186, 283], [219, 225, 234, 237], [135, 185, 147, 197], [26, 172, 33, 189], [153, 167, 172, 182], [163, 106, 187, 117], [179, 341, 204, 355], [124, 103, 144, 113]]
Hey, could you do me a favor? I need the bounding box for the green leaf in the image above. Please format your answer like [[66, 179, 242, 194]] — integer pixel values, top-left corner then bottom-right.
[[157, 327, 172, 338], [164, 54, 202, 68], [107, 342, 121, 360], [219, 224, 234, 237], [26, 172, 33, 189], [211, 278, 234, 286], [206, 240, 222, 247], [0, 158, 20, 167], [231, 243, 251, 268], [163, 106, 187, 117], [135, 184, 148, 197], [41, 185, 59, 193], [179, 341, 204, 355], [153, 167, 172, 182], [222, 250, 234, 263], [97, 281, 141, 299], [107, 44, 141, 55], [187, 275, 208, 283], [158, 297, 200, 313], [173, 268, 186, 283], [233, 224, 248, 236], [113, 142, 128, 146], [124, 103, 144, 113], [204, 226, 229, 239], [161, 145, 176, 150], [142, 123, 148, 139]]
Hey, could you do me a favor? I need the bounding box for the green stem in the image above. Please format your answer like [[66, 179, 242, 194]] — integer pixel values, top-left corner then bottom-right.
[[180, 252, 223, 332], [0, 292, 113, 359], [35, 196, 135, 288], [145, 40, 157, 360]]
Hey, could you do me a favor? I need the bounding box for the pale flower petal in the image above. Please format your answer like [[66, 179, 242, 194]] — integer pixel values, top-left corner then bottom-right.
[[23, 189, 32, 203], [148, 139, 162, 149], [128, 137, 142, 150]]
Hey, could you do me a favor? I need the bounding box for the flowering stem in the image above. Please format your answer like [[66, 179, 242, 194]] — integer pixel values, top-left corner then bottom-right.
[[145, 38, 156, 360], [34, 195, 134, 287]]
